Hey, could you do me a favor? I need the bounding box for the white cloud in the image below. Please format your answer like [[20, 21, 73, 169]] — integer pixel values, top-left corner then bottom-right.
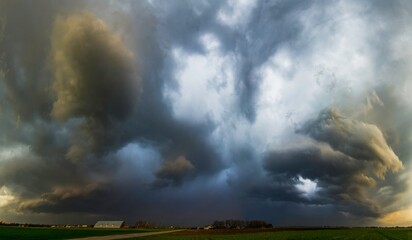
[[164, 33, 236, 125], [249, 0, 382, 154], [0, 186, 14, 208], [0, 145, 30, 162], [217, 0, 257, 28], [295, 176, 319, 199]]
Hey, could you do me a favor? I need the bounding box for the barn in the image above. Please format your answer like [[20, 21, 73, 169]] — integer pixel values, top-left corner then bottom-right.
[[94, 221, 125, 228]]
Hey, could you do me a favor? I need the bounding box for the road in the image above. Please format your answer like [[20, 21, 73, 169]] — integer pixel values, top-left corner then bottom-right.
[[68, 230, 183, 240]]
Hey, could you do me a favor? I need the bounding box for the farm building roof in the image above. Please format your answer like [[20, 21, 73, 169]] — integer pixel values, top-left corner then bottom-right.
[[94, 221, 125, 228]]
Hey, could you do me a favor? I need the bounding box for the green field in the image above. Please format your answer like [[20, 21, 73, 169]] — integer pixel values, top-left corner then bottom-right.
[[136, 228, 412, 240], [0, 226, 152, 240], [1, 227, 412, 240]]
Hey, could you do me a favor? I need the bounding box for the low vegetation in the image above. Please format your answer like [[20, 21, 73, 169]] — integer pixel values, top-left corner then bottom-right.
[[136, 228, 412, 240], [0, 226, 151, 240], [1, 226, 412, 239]]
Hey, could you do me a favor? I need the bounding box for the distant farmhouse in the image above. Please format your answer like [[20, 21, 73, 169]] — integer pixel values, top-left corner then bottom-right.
[[94, 221, 125, 228]]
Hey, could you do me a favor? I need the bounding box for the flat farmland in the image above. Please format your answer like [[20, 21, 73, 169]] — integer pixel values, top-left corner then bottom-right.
[[1, 226, 412, 239], [0, 226, 153, 240], [136, 228, 412, 240]]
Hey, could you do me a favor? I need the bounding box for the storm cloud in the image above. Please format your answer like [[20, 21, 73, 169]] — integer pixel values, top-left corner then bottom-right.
[[0, 0, 412, 227], [155, 155, 196, 187], [51, 12, 139, 162], [263, 109, 403, 218], [51, 12, 138, 121], [301, 108, 403, 179]]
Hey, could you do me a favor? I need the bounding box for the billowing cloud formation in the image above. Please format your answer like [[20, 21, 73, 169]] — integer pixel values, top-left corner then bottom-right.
[[50, 12, 139, 162], [0, 3, 141, 218], [51, 12, 137, 121], [17, 183, 109, 214], [0, 0, 412, 227], [301, 109, 403, 179], [263, 109, 403, 217], [155, 155, 195, 187]]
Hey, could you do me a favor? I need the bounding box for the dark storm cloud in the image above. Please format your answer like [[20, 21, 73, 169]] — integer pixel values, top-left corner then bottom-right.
[[51, 12, 138, 121], [17, 183, 110, 214], [264, 142, 382, 217], [124, 1, 225, 176], [50, 11, 139, 162], [351, 85, 412, 216], [263, 109, 403, 218], [0, 0, 226, 219], [0, 0, 81, 122], [154, 155, 195, 187], [1, 0, 412, 227], [301, 108, 403, 178], [0, 1, 140, 216]]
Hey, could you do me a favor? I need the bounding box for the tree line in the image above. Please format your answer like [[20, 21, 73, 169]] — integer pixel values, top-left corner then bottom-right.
[[212, 219, 272, 229]]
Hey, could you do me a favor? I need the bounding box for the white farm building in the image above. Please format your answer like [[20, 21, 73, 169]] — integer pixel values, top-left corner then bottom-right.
[[94, 221, 125, 228]]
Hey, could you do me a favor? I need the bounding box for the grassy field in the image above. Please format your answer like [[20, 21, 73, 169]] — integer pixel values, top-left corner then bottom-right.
[[1, 226, 411, 239], [135, 228, 412, 240], [0, 226, 153, 240]]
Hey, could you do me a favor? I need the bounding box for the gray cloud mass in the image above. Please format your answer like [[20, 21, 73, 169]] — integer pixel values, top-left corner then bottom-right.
[[0, 0, 411, 227], [263, 109, 403, 218]]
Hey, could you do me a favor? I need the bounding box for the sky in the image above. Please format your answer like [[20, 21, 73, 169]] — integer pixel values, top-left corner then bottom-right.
[[0, 0, 412, 227]]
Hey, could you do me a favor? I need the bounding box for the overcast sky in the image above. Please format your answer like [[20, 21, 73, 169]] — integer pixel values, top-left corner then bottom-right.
[[1, 0, 412, 227]]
